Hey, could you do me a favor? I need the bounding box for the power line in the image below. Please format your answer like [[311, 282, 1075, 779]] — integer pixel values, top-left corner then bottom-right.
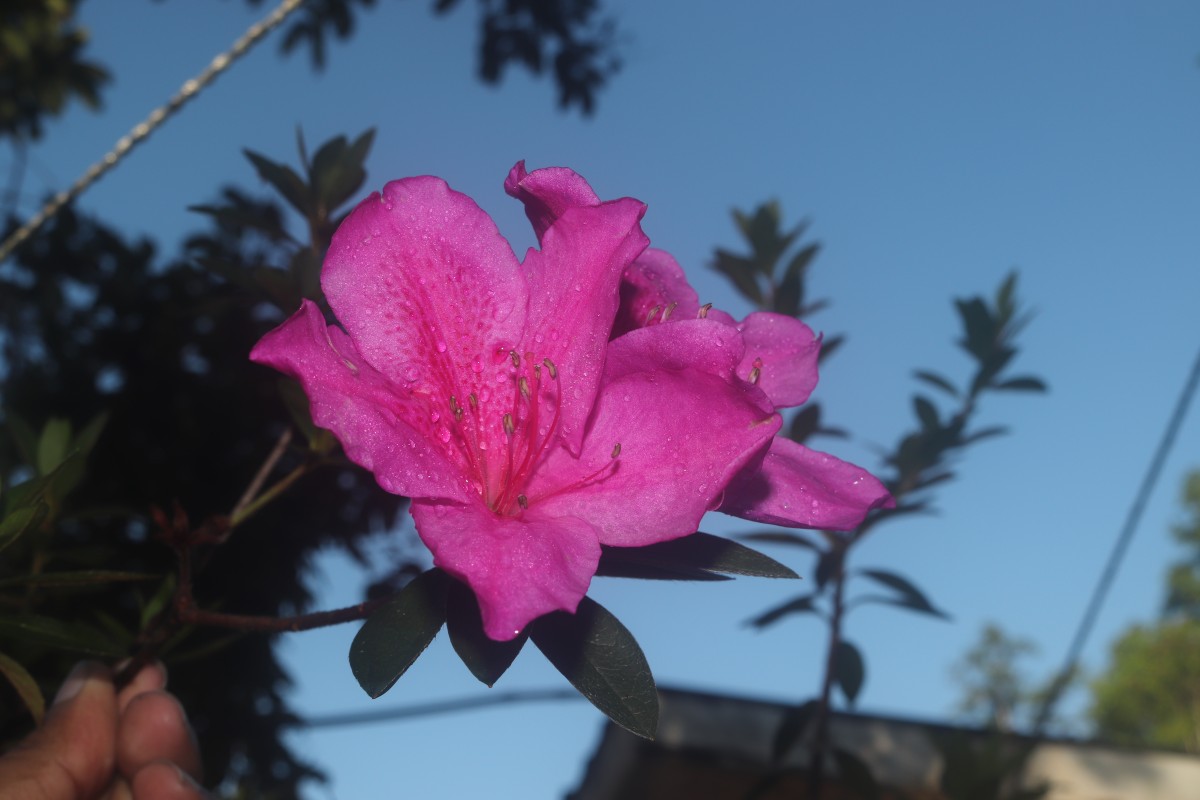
[[1037, 344, 1200, 731], [299, 688, 580, 729]]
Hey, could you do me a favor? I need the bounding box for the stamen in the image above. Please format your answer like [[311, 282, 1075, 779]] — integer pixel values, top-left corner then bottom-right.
[[517, 494, 528, 509], [519, 376, 531, 399], [469, 393, 478, 410], [661, 302, 677, 322], [611, 443, 622, 459], [646, 304, 662, 325], [543, 358, 557, 379], [510, 350, 520, 367], [698, 302, 712, 319], [748, 367, 761, 385], [503, 413, 515, 437]]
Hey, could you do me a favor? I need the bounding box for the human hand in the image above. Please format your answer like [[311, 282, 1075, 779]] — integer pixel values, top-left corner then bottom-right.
[[0, 660, 206, 799]]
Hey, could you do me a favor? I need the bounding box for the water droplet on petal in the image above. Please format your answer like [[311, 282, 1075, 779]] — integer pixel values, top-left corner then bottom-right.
[[472, 358, 484, 374], [438, 426, 452, 444], [402, 365, 420, 382], [436, 340, 448, 353], [430, 411, 441, 423]]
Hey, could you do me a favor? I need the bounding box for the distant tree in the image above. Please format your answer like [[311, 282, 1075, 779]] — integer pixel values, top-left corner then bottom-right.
[[1090, 469, 1200, 752], [951, 623, 1039, 733]]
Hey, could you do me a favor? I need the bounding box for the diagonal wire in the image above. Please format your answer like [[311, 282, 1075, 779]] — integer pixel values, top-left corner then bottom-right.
[[1035, 344, 1200, 732], [0, 0, 307, 264]]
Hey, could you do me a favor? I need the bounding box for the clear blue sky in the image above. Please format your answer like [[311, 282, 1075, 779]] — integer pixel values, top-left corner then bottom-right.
[[15, 2, 1200, 797]]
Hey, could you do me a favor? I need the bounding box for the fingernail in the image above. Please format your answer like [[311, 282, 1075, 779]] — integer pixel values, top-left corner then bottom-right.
[[53, 661, 102, 707]]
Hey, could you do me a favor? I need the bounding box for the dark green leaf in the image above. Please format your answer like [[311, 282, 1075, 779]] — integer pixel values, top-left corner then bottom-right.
[[0, 651, 44, 724], [73, 411, 109, 458], [350, 569, 448, 698], [0, 570, 155, 590], [962, 425, 1009, 445], [745, 594, 819, 629], [913, 395, 939, 430], [992, 376, 1047, 392], [956, 297, 995, 361], [832, 747, 880, 800], [36, 418, 71, 475], [787, 404, 820, 444], [0, 504, 46, 552], [738, 530, 820, 553], [712, 249, 764, 304], [857, 569, 948, 619], [0, 614, 125, 658], [5, 412, 38, 466], [597, 532, 798, 580], [832, 639, 865, 705], [446, 580, 526, 687], [815, 550, 838, 589], [531, 596, 658, 739], [913, 370, 959, 398], [244, 150, 311, 217], [818, 334, 844, 363]]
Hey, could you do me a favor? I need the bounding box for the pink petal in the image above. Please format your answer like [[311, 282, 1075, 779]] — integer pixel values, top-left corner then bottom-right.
[[250, 301, 472, 503], [321, 176, 529, 419], [718, 436, 894, 531], [410, 499, 601, 640], [736, 312, 821, 408], [504, 161, 601, 243], [612, 249, 702, 338], [533, 319, 780, 546], [520, 198, 649, 453]]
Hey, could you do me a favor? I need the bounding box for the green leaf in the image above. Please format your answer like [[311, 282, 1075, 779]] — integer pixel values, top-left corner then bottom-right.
[[712, 249, 764, 305], [278, 379, 335, 453], [913, 370, 959, 398], [913, 395, 939, 431], [0, 614, 125, 658], [36, 418, 72, 475], [857, 568, 949, 619], [745, 594, 819, 629], [244, 150, 311, 217], [787, 404, 820, 444], [597, 532, 798, 580], [5, 412, 38, 465], [832, 639, 865, 705], [350, 569, 448, 698], [771, 698, 818, 763], [962, 425, 1009, 445], [992, 376, 1047, 392], [0, 504, 46, 552], [531, 596, 658, 739], [0, 652, 45, 724], [818, 333, 845, 363], [73, 411, 109, 458], [0, 570, 155, 590], [446, 579, 526, 687], [815, 550, 838, 589]]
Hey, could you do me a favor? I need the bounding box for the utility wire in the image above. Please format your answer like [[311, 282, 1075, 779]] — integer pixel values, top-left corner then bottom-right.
[[0, 0, 307, 263], [1036, 344, 1200, 732], [299, 688, 580, 729]]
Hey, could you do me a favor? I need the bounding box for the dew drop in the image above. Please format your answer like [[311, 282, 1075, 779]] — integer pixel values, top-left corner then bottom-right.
[[436, 340, 448, 353], [472, 358, 484, 374], [438, 426, 452, 444], [402, 365, 420, 382], [430, 411, 441, 423]]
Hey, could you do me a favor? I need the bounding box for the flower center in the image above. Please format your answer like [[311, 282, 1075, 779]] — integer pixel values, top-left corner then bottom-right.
[[441, 349, 620, 516]]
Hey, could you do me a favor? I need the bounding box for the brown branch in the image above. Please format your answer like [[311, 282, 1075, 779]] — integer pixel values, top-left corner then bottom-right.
[[175, 595, 389, 633]]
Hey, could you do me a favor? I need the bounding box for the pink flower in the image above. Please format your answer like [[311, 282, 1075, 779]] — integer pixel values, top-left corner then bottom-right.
[[251, 170, 800, 640], [506, 163, 893, 531]]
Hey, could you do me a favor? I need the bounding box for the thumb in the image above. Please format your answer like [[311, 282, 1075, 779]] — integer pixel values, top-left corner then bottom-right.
[[0, 662, 119, 800]]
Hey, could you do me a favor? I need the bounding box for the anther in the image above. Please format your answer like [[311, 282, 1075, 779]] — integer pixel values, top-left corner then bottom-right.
[[698, 303, 713, 319], [662, 302, 678, 322], [646, 305, 662, 325], [519, 377, 531, 399], [611, 443, 622, 459], [509, 350, 520, 367], [503, 413, 515, 437], [517, 494, 528, 509], [543, 358, 558, 379], [748, 367, 761, 385], [469, 393, 478, 410]]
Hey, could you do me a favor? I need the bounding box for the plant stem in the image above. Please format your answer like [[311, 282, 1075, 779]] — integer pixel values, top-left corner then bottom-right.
[[807, 540, 846, 798]]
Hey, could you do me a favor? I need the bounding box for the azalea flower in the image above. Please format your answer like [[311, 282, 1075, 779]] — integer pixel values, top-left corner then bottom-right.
[[253, 166, 890, 641], [505, 163, 893, 529]]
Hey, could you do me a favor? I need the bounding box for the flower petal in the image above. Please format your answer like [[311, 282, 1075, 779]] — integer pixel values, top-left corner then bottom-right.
[[718, 436, 894, 531], [612, 249, 702, 338], [251, 301, 472, 502], [321, 176, 529, 420], [520, 198, 649, 452], [411, 499, 601, 640], [737, 312, 821, 408], [533, 319, 781, 546], [504, 161, 601, 243]]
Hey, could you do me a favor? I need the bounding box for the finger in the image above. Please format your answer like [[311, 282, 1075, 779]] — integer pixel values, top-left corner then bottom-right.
[[0, 661, 118, 800], [131, 762, 210, 800], [115, 661, 167, 713], [116, 691, 203, 781]]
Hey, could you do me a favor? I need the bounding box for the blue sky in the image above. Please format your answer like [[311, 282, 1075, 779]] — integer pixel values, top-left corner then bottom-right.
[[14, 1, 1200, 797]]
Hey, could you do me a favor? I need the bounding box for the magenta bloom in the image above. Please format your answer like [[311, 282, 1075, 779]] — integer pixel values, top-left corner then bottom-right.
[[253, 166, 890, 641]]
